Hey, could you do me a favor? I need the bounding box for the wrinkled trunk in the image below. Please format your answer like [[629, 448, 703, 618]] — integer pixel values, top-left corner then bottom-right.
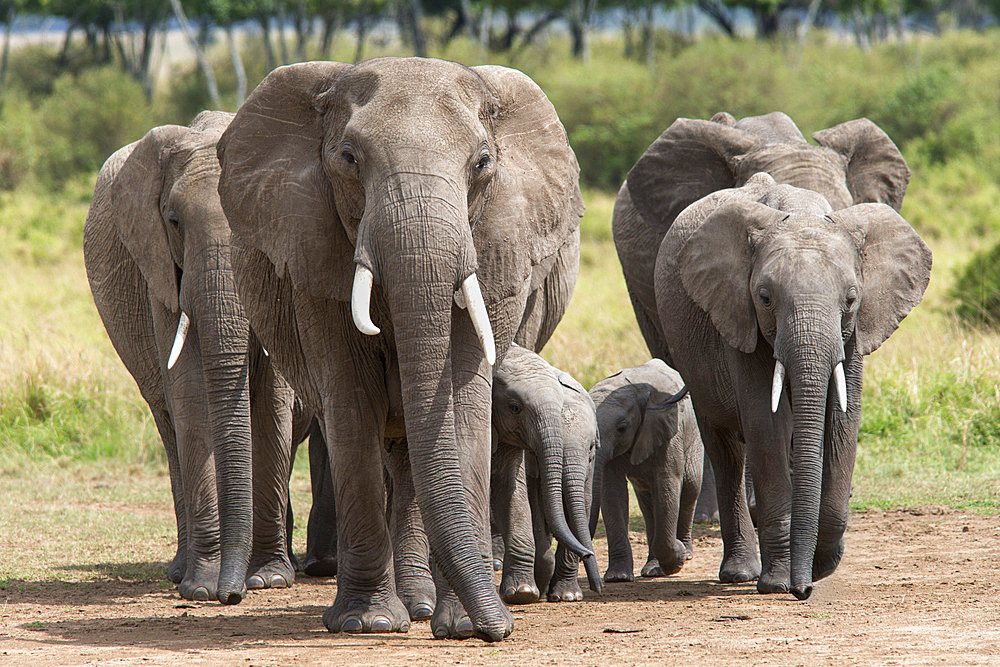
[[560, 440, 602, 590], [589, 442, 611, 538], [192, 243, 252, 604], [531, 414, 592, 562], [363, 172, 507, 639]]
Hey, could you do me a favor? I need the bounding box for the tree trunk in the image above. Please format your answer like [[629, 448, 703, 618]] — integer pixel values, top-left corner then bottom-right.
[[226, 23, 247, 107], [170, 0, 221, 108], [320, 11, 342, 57], [0, 6, 13, 105], [642, 3, 655, 65], [697, 0, 736, 37], [354, 15, 370, 63], [277, 3, 290, 64], [622, 11, 635, 60], [295, 0, 309, 61], [405, 0, 428, 57], [58, 20, 77, 65], [258, 14, 276, 70]]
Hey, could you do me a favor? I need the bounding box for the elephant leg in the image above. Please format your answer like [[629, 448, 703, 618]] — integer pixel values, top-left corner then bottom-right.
[[246, 353, 296, 590], [304, 420, 338, 577], [385, 439, 436, 620], [634, 484, 664, 578], [546, 541, 583, 602], [322, 380, 409, 634], [694, 457, 719, 523], [699, 417, 761, 585], [527, 473, 555, 594], [601, 457, 634, 582], [677, 449, 703, 560], [492, 446, 539, 605], [152, 408, 188, 584]]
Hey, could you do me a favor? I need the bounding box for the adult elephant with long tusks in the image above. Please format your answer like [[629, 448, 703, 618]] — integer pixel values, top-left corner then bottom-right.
[[84, 111, 310, 604], [653, 172, 931, 599], [216, 58, 584, 641]]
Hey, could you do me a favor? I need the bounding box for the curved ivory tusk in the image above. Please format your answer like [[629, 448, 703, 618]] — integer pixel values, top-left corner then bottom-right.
[[167, 311, 191, 370], [461, 273, 496, 366], [770, 359, 785, 414], [833, 362, 847, 413], [351, 264, 381, 336]]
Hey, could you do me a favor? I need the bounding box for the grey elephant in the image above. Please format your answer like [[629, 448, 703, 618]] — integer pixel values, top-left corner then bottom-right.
[[84, 111, 307, 603], [588, 360, 702, 581], [651, 171, 931, 599], [215, 58, 585, 640], [490, 344, 600, 604], [613, 111, 911, 522]]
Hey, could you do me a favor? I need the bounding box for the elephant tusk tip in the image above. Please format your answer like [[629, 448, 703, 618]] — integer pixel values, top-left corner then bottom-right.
[[166, 311, 191, 370]]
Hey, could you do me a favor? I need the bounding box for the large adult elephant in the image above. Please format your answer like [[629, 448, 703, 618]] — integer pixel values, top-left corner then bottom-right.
[[613, 110, 911, 520], [84, 111, 307, 604], [215, 58, 584, 641], [653, 172, 931, 599]]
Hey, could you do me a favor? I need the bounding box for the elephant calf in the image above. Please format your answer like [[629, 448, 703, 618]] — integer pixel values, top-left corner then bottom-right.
[[490, 344, 602, 603], [589, 360, 703, 581]]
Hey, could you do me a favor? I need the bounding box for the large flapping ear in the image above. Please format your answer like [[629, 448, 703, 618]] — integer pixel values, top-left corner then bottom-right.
[[109, 124, 189, 312], [829, 203, 932, 355], [217, 61, 355, 303], [631, 388, 680, 465], [626, 117, 762, 234], [678, 198, 786, 353], [812, 118, 910, 211]]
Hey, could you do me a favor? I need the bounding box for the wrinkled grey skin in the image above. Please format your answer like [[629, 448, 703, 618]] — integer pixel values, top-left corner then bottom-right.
[[589, 360, 702, 581], [653, 172, 931, 599], [612, 111, 911, 523], [215, 58, 583, 641], [490, 344, 600, 604], [84, 111, 308, 604]]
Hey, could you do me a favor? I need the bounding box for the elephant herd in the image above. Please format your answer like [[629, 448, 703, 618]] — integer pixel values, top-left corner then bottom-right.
[[82, 56, 932, 642]]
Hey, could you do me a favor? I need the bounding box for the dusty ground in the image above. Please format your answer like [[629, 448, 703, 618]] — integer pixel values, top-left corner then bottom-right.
[[2, 508, 998, 666]]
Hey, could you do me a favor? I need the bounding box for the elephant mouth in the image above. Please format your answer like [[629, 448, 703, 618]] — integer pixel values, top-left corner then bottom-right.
[[350, 262, 496, 366]]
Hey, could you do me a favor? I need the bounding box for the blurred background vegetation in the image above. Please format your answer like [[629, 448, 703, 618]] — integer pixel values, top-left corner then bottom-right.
[[1, 0, 998, 515]]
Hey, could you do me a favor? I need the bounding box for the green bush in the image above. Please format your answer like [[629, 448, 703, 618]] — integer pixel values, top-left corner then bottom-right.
[[952, 243, 1000, 326]]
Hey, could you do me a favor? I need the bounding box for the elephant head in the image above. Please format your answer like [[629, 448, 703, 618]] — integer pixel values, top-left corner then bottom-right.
[[491, 345, 601, 591], [85, 111, 253, 604], [676, 173, 932, 598], [216, 58, 582, 638], [626, 111, 910, 234]]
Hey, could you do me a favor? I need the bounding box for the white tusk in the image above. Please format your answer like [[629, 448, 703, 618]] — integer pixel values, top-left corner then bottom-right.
[[351, 264, 380, 336], [461, 273, 496, 366], [167, 312, 191, 370], [261, 346, 269, 357], [833, 362, 847, 413], [771, 359, 785, 414]]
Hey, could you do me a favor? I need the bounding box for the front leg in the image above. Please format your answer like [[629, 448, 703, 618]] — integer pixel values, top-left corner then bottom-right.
[[491, 445, 539, 604], [303, 420, 338, 577], [601, 456, 635, 582]]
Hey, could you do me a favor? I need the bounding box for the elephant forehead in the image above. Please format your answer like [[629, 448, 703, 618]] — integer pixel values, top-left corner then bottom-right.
[[757, 227, 860, 283]]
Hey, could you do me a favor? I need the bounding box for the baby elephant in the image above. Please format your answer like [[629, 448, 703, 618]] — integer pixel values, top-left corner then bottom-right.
[[589, 360, 702, 581], [491, 345, 602, 603]]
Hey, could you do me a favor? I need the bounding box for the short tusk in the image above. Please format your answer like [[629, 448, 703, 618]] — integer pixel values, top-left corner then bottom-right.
[[771, 359, 785, 414], [167, 312, 191, 370], [833, 362, 847, 413], [351, 264, 380, 336], [461, 273, 496, 366]]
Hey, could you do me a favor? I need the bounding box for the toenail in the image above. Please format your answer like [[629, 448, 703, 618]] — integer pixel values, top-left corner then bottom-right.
[[371, 616, 391, 632], [342, 617, 363, 633], [191, 587, 209, 601]]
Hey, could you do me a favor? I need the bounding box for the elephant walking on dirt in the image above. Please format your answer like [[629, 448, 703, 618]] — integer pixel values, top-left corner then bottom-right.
[[84, 111, 310, 603], [215, 58, 585, 640], [652, 172, 931, 598], [613, 111, 911, 522]]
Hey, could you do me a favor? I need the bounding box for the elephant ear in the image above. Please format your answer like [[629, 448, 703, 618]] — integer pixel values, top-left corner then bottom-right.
[[217, 61, 355, 303], [812, 118, 910, 211], [626, 117, 763, 234], [631, 389, 680, 465], [830, 203, 932, 356], [678, 199, 787, 353], [109, 124, 190, 312]]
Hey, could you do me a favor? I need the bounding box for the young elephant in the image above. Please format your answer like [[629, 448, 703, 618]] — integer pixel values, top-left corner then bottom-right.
[[490, 345, 601, 603], [655, 172, 931, 599], [589, 360, 702, 581], [84, 112, 306, 603]]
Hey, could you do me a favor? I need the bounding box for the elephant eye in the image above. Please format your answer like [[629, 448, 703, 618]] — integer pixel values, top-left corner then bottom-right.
[[508, 401, 521, 414], [476, 154, 491, 170], [167, 210, 180, 227], [758, 286, 772, 309], [845, 287, 859, 310], [616, 419, 628, 433], [341, 150, 358, 165]]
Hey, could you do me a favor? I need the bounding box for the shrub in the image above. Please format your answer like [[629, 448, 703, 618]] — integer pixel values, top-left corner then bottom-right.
[[952, 243, 1000, 326]]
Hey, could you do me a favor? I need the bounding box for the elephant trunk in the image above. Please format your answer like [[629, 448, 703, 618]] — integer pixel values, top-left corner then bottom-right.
[[783, 313, 843, 601], [560, 443, 603, 592], [589, 436, 612, 538], [190, 241, 252, 605], [361, 172, 508, 640]]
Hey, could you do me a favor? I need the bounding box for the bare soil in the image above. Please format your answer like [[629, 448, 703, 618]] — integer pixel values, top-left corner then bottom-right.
[[2, 508, 998, 666]]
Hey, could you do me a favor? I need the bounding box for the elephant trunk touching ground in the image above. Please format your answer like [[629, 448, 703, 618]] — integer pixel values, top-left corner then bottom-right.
[[351, 170, 508, 640], [186, 239, 253, 604]]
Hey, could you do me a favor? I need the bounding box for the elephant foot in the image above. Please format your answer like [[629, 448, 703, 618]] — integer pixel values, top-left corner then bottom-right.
[[640, 559, 664, 578], [398, 570, 436, 621], [546, 577, 583, 602], [177, 557, 221, 602], [431, 591, 513, 641], [500, 572, 540, 605], [532, 549, 555, 595], [603, 558, 635, 582], [167, 551, 186, 584], [719, 553, 761, 584], [684, 541, 694, 560], [302, 554, 338, 577], [324, 588, 410, 634], [813, 537, 845, 582], [246, 554, 295, 590]]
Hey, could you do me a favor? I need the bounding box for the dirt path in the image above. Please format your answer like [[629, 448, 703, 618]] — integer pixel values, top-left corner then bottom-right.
[[2, 508, 998, 666]]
